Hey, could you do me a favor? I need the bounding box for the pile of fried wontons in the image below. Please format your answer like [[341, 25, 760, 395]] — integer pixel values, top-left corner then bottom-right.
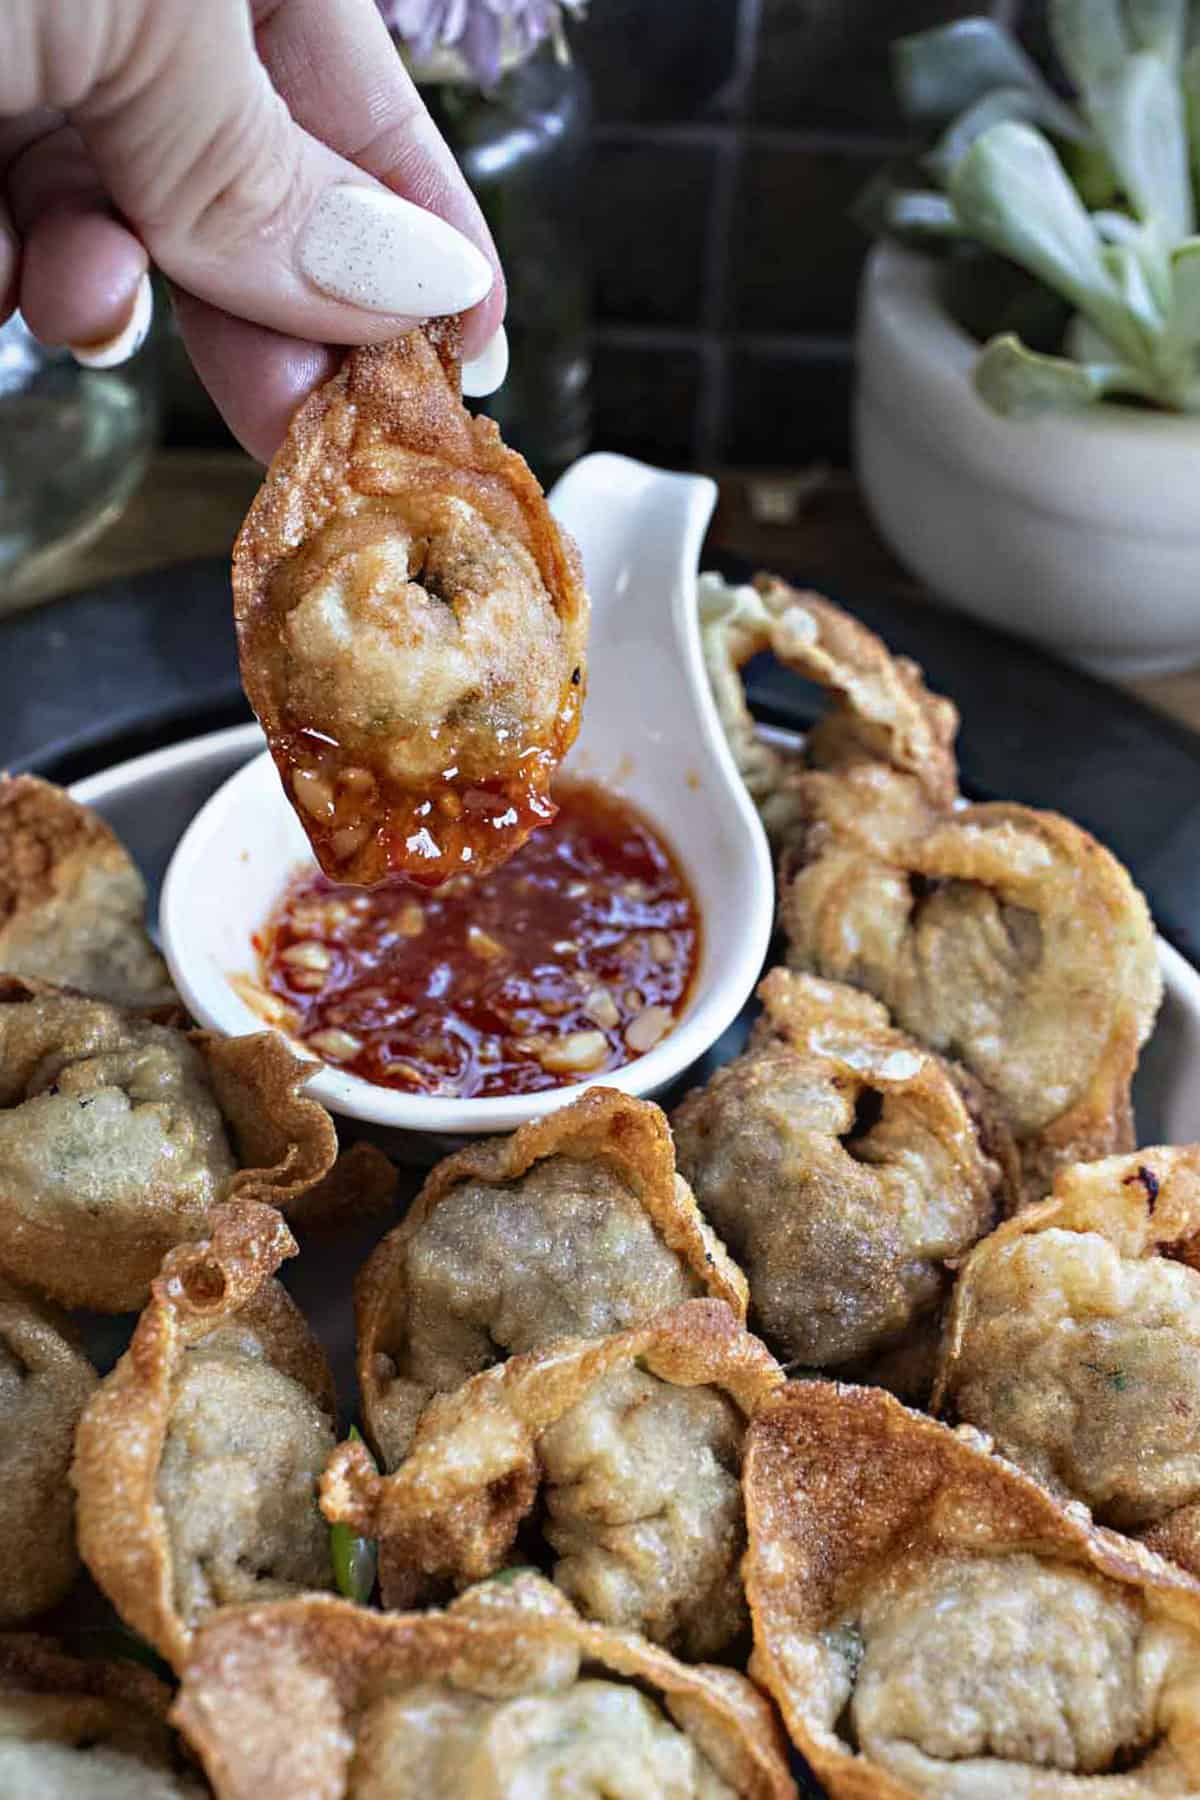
[[2, 567, 1199, 1800]]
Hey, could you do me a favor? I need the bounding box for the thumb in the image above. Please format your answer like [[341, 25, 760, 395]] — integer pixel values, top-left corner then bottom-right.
[[71, 0, 498, 346]]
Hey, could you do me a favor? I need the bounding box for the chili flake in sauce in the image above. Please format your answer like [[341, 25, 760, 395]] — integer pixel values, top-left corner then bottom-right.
[[257, 781, 700, 1098]]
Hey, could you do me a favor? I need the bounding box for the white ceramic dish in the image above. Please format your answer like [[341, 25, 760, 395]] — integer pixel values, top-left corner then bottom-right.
[[856, 241, 1200, 678], [157, 453, 776, 1138]]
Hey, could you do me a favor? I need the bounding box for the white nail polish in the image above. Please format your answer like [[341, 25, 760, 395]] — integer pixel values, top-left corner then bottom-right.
[[70, 272, 153, 369], [298, 185, 494, 318], [461, 324, 509, 397]]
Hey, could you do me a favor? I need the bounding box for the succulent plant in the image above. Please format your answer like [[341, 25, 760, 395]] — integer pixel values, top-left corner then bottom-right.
[[872, 1, 1200, 415]]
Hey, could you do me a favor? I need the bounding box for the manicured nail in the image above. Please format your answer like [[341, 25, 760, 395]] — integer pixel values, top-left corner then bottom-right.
[[298, 184, 494, 318], [462, 324, 509, 397], [70, 272, 153, 369]]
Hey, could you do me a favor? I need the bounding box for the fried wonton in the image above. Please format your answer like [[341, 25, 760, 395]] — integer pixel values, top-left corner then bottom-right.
[[0, 1278, 97, 1625], [233, 324, 589, 888], [323, 1299, 782, 1656], [0, 976, 337, 1309], [672, 970, 1013, 1386], [935, 1144, 1200, 1576], [356, 1087, 748, 1468], [745, 1380, 1200, 1800], [0, 773, 175, 1009], [698, 573, 957, 848], [0, 1634, 205, 1798], [703, 573, 1162, 1200], [73, 1201, 337, 1671], [173, 1571, 796, 1800]]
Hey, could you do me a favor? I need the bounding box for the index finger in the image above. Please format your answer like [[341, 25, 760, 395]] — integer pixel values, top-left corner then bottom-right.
[[252, 0, 506, 358]]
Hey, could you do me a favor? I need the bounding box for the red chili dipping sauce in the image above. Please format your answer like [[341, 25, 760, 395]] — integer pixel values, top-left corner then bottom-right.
[[256, 781, 701, 1098]]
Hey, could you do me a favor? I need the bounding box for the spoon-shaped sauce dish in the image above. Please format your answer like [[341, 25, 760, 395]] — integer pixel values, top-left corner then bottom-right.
[[160, 452, 775, 1138]]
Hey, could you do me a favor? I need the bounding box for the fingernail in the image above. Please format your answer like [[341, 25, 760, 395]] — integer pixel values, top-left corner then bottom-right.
[[298, 184, 494, 318], [70, 272, 153, 369], [461, 324, 509, 397]]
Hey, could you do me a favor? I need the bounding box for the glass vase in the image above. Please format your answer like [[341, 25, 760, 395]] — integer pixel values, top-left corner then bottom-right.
[[0, 312, 159, 612], [419, 43, 593, 488]]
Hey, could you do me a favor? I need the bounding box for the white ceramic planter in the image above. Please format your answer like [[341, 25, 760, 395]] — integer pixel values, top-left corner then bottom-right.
[[855, 241, 1200, 678]]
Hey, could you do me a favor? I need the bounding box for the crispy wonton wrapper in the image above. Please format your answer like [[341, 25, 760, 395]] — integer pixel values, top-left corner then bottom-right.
[[0, 773, 175, 1009], [673, 970, 1015, 1384], [73, 1200, 337, 1671], [172, 1572, 796, 1800], [745, 1381, 1200, 1800], [698, 572, 958, 848], [0, 1277, 97, 1625], [356, 1087, 747, 1467], [324, 1299, 782, 1653], [0, 1634, 205, 1796], [936, 1144, 1200, 1574], [700, 574, 1161, 1201], [233, 324, 589, 887], [0, 975, 337, 1309]]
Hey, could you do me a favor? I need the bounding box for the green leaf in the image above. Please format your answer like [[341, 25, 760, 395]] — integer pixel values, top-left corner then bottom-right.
[[1102, 238, 1167, 330], [1184, 43, 1200, 186], [853, 169, 960, 244], [884, 189, 962, 241], [1168, 235, 1200, 338], [949, 122, 1138, 356], [893, 17, 1083, 136], [973, 331, 1142, 413], [925, 87, 1067, 185], [1127, 0, 1188, 61], [1060, 138, 1121, 205], [1086, 51, 1194, 238], [329, 1426, 378, 1605], [1049, 0, 1129, 92]]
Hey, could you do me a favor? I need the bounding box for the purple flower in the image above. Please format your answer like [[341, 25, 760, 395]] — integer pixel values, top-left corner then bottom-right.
[[379, 0, 583, 89]]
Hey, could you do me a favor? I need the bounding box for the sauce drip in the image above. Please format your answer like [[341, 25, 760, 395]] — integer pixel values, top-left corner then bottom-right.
[[275, 721, 567, 890], [257, 781, 700, 1098]]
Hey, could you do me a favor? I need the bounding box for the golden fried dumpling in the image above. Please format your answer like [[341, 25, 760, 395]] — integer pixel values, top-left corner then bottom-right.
[[172, 1573, 796, 1800], [323, 1300, 782, 1657], [673, 970, 1013, 1381], [0, 1635, 205, 1798], [745, 1380, 1200, 1800], [705, 576, 1161, 1200], [356, 1088, 747, 1467], [936, 1145, 1200, 1572], [0, 774, 175, 1009], [0, 1278, 97, 1625], [787, 792, 1162, 1203], [73, 1202, 337, 1671], [233, 325, 589, 887], [0, 977, 336, 1309], [701, 574, 1162, 1202]]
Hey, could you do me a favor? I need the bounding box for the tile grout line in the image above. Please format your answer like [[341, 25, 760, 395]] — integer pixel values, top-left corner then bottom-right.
[[694, 0, 763, 462]]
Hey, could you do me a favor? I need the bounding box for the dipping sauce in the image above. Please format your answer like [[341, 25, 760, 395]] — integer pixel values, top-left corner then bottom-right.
[[256, 781, 700, 1097]]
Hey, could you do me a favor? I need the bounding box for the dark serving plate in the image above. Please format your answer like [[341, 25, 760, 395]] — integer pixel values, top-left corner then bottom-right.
[[4, 553, 1199, 1792]]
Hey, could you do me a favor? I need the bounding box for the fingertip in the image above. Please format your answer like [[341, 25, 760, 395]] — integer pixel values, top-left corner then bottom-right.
[[0, 208, 18, 327], [461, 322, 508, 398], [172, 290, 337, 463], [20, 210, 148, 349], [70, 270, 154, 368]]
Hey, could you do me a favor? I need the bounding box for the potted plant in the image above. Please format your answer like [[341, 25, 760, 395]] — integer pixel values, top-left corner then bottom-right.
[[855, 0, 1200, 676]]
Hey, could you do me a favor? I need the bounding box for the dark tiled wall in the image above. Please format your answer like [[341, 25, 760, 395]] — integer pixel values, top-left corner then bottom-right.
[[578, 0, 1022, 468]]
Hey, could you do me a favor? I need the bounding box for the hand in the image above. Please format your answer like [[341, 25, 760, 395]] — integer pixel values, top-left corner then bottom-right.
[[0, 0, 507, 459]]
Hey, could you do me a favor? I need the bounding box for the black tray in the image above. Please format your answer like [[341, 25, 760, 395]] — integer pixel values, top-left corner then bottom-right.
[[5, 553, 1199, 1794]]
